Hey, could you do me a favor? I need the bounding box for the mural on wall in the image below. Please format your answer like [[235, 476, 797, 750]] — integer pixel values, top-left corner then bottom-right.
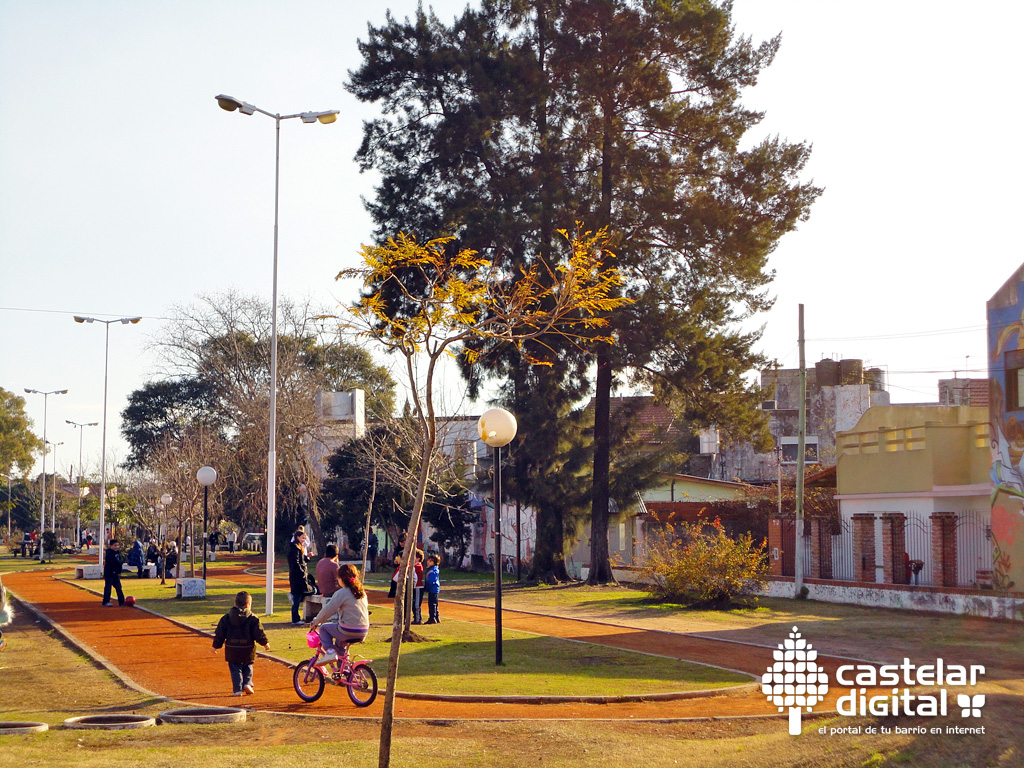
[[467, 493, 536, 568], [987, 268, 1024, 592]]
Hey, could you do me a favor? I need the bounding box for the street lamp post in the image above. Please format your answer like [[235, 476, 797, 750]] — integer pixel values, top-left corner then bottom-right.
[[215, 93, 338, 616], [44, 440, 64, 535], [67, 420, 98, 547], [74, 316, 141, 564], [160, 493, 172, 582], [6, 473, 11, 546], [478, 408, 517, 666], [197, 467, 217, 582], [24, 388, 67, 562]]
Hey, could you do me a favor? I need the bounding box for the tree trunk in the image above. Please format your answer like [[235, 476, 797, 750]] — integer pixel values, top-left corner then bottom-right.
[[378, 440, 432, 768], [587, 350, 616, 584], [587, 105, 617, 586], [528, 505, 570, 583]]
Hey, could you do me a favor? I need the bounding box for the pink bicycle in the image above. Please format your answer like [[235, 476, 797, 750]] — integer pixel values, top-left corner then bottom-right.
[[293, 629, 378, 706]]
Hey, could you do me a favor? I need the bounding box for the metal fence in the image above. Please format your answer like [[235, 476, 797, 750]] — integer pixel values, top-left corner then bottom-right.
[[790, 510, 993, 589]]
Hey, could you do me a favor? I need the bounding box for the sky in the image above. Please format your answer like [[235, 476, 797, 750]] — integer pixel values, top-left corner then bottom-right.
[[2, 0, 1022, 481]]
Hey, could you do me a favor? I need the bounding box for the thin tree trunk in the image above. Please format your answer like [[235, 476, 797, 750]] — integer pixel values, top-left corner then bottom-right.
[[588, 351, 615, 584], [588, 105, 617, 586], [361, 464, 377, 573], [378, 441, 432, 768]]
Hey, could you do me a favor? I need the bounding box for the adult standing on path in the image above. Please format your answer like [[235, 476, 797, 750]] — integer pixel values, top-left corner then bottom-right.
[[287, 529, 310, 625], [102, 539, 126, 607]]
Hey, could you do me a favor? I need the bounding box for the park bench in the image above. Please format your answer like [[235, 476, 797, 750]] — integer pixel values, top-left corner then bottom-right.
[[175, 578, 206, 598], [74, 565, 102, 580]]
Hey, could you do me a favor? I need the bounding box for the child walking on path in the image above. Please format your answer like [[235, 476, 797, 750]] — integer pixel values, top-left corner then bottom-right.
[[425, 554, 441, 624], [212, 591, 270, 696]]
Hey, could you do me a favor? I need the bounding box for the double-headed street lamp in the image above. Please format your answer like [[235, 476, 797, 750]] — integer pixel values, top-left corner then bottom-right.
[[24, 388, 67, 562], [66, 420, 98, 546], [44, 440, 64, 533], [478, 408, 517, 666], [74, 316, 142, 564], [215, 93, 338, 616]]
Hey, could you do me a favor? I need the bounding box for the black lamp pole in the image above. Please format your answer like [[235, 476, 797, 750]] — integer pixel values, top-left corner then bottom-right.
[[493, 444, 503, 666]]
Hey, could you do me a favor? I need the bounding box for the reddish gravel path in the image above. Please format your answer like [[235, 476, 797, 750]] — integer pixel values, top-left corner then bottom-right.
[[4, 566, 851, 721]]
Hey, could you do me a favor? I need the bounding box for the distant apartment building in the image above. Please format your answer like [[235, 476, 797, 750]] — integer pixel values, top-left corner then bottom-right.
[[938, 377, 989, 407], [712, 358, 890, 483]]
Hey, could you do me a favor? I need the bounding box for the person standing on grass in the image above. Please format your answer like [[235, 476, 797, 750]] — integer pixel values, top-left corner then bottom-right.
[[287, 529, 311, 625], [212, 590, 270, 696], [411, 549, 425, 624], [425, 554, 441, 624], [102, 539, 126, 607]]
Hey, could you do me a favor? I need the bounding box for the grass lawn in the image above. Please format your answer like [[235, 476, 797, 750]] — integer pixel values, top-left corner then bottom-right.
[[436, 575, 1024, 678], [48, 571, 747, 697], [1, 601, 1022, 768]]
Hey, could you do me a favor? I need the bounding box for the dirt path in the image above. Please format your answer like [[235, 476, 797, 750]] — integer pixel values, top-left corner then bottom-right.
[[4, 566, 851, 721]]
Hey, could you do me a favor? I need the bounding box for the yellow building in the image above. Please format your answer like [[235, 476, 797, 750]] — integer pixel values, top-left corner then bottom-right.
[[835, 405, 992, 587]]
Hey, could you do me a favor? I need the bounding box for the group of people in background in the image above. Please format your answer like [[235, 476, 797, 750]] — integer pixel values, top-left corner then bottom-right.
[[85, 523, 442, 696], [387, 533, 442, 624]]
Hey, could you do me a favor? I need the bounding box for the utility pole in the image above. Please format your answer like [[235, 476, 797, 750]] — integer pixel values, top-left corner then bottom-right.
[[794, 304, 807, 597]]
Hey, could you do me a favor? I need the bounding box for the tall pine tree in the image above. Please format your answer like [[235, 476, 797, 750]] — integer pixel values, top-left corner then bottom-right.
[[348, 0, 820, 582]]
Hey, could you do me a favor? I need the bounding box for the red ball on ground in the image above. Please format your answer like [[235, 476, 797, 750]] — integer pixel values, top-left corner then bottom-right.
[[125, 596, 136, 607]]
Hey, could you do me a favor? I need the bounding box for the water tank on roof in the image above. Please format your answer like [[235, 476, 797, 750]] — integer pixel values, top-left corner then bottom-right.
[[815, 359, 840, 387], [839, 359, 863, 385], [865, 367, 885, 392]]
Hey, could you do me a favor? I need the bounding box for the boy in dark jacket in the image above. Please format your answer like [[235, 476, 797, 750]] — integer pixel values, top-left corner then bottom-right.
[[212, 591, 270, 696]]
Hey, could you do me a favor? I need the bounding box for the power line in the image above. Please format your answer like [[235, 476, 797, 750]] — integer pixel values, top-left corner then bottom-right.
[[806, 325, 985, 342], [0, 305, 167, 319]]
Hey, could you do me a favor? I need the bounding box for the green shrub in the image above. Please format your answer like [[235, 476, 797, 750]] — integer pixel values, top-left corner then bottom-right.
[[640, 518, 769, 605]]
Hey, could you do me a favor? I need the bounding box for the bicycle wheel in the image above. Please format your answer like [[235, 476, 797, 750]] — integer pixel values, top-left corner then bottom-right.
[[293, 660, 326, 702], [346, 663, 378, 707]]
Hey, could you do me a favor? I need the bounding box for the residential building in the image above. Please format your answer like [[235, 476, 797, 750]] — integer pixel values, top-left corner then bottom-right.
[[720, 359, 890, 484], [832, 404, 992, 588]]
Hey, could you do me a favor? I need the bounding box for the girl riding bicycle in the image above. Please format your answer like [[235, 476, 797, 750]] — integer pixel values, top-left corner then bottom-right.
[[309, 563, 369, 667]]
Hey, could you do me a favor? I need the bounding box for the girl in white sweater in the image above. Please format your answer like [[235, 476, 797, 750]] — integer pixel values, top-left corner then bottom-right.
[[310, 563, 369, 666]]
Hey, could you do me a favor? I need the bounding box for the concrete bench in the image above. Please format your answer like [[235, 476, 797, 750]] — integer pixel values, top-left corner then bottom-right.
[[122, 563, 157, 578], [75, 565, 102, 580], [175, 578, 207, 598], [303, 594, 326, 622]]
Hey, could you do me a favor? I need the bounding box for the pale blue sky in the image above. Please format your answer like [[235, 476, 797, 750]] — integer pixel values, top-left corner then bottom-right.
[[2, 1, 1021, 478]]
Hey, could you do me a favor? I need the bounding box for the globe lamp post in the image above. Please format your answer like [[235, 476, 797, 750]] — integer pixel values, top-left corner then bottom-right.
[[478, 408, 517, 665]]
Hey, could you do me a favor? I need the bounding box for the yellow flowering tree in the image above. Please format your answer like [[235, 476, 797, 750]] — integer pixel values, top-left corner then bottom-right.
[[337, 228, 628, 768]]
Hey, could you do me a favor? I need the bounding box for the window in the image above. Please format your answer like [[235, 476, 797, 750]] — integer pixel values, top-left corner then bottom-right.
[[1007, 350, 1024, 412], [780, 436, 819, 464]]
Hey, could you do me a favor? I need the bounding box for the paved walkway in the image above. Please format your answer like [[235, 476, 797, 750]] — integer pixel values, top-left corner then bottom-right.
[[3, 565, 851, 721]]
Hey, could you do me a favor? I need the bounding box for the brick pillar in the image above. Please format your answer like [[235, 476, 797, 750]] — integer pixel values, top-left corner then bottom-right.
[[809, 518, 833, 579], [768, 517, 784, 576], [930, 512, 958, 587], [880, 512, 908, 584], [852, 513, 876, 582], [809, 518, 822, 578]]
